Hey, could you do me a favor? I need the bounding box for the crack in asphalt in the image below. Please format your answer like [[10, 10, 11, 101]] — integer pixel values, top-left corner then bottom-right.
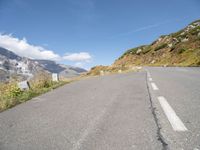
[[145, 71, 168, 150]]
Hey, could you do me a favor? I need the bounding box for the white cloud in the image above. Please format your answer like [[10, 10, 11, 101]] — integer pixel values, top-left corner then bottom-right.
[[0, 34, 93, 68], [0, 34, 60, 61], [74, 62, 84, 68], [63, 52, 92, 62]]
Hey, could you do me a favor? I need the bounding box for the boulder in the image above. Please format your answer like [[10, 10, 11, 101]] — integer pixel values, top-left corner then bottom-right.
[[181, 38, 189, 42], [151, 60, 156, 64], [136, 49, 142, 54], [168, 43, 173, 48]]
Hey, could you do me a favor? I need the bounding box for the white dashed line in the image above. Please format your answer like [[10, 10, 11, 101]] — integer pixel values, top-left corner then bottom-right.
[[151, 82, 159, 90], [158, 96, 188, 132]]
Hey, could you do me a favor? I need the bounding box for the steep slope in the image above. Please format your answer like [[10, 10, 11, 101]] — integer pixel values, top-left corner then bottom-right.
[[114, 19, 200, 67], [0, 47, 22, 61]]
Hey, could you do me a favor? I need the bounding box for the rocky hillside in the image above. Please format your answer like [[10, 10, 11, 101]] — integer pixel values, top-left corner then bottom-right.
[[114, 19, 200, 67], [0, 47, 87, 82]]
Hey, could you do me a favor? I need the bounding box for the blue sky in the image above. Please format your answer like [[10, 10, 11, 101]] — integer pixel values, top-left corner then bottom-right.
[[0, 0, 200, 69]]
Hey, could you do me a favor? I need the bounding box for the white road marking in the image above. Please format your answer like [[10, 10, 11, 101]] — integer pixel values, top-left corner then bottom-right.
[[158, 96, 188, 132], [151, 83, 159, 90], [149, 78, 153, 81]]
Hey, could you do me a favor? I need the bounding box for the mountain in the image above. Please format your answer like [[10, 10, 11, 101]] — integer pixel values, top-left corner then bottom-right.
[[35, 60, 87, 78], [0, 47, 44, 82], [113, 19, 200, 67], [0, 47, 87, 82]]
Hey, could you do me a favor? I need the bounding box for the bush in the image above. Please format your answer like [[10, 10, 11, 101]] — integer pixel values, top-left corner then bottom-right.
[[142, 46, 152, 54], [122, 45, 147, 56], [189, 26, 200, 35], [154, 43, 168, 51], [178, 48, 186, 54]]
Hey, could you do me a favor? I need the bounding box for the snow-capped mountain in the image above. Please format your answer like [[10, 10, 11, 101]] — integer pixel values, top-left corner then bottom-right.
[[0, 47, 87, 82]]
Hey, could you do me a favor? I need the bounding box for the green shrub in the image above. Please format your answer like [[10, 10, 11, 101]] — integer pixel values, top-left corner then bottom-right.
[[190, 27, 200, 35], [126, 48, 138, 54], [154, 43, 168, 51], [123, 45, 147, 56], [178, 48, 186, 54], [142, 46, 152, 54]]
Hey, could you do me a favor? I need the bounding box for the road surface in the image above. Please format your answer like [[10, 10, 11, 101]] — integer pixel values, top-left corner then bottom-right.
[[0, 67, 200, 150]]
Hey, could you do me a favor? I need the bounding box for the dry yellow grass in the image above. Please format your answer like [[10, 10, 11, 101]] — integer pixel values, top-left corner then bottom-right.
[[0, 72, 70, 112]]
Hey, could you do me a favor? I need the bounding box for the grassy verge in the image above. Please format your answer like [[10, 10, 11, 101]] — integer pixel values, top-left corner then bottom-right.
[[86, 65, 141, 76], [0, 76, 70, 112]]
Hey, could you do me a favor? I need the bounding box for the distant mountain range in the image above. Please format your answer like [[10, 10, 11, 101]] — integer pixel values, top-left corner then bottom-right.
[[113, 19, 200, 67], [0, 47, 87, 82]]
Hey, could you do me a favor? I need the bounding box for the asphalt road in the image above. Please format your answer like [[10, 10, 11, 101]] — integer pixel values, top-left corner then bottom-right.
[[0, 67, 200, 150], [146, 67, 200, 150]]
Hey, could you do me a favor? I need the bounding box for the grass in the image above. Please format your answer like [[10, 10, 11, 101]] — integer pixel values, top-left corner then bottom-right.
[[87, 65, 141, 76], [0, 75, 70, 112]]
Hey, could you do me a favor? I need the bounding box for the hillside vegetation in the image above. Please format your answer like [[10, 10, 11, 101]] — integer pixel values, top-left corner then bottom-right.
[[114, 20, 200, 67], [0, 72, 69, 112]]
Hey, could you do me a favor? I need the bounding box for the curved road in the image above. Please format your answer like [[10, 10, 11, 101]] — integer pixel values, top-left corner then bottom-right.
[[0, 67, 200, 150]]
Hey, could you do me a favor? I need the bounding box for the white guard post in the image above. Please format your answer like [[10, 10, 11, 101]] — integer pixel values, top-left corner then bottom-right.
[[52, 73, 59, 82], [18, 81, 30, 90]]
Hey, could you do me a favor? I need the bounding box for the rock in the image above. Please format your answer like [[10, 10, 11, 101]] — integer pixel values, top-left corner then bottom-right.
[[181, 38, 189, 42], [151, 60, 156, 64], [180, 32, 185, 35], [172, 38, 179, 44], [118, 70, 122, 73], [158, 37, 162, 42], [163, 64, 167, 67], [136, 49, 142, 54], [194, 22, 200, 26], [136, 66, 142, 69], [198, 32, 200, 37], [100, 70, 104, 76], [168, 43, 173, 48]]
